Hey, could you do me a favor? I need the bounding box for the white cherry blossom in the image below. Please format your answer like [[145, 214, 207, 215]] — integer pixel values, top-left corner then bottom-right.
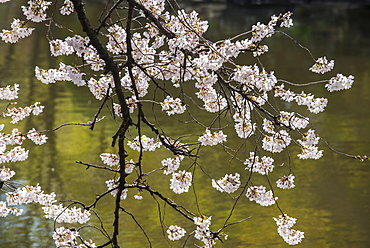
[[127, 135, 161, 152], [309, 56, 334, 74], [167, 225, 186, 241], [198, 129, 227, 146], [212, 173, 241, 193], [170, 170, 192, 194], [326, 73, 354, 92], [276, 174, 295, 189]]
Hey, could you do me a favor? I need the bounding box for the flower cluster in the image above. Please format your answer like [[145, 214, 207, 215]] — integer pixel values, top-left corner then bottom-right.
[[162, 155, 183, 175], [100, 153, 120, 167], [127, 135, 161, 152], [0, 126, 48, 159], [193, 215, 220, 247], [124, 159, 135, 174], [166, 10, 209, 51], [1, 183, 58, 218], [276, 174, 295, 189], [121, 67, 150, 97], [22, 0, 52, 23], [106, 24, 127, 55], [60, 0, 74, 15], [2, 102, 44, 123], [1, 19, 34, 43], [212, 173, 241, 193], [198, 129, 227, 146], [273, 214, 304, 245], [262, 130, 291, 153], [0, 201, 23, 217], [35, 63, 86, 86], [250, 11, 293, 43], [43, 204, 91, 224], [246, 185, 277, 206], [252, 44, 269, 57], [170, 170, 192, 194], [160, 96, 186, 116], [326, 73, 354, 92], [0, 167, 16, 181], [167, 225, 186, 241], [6, 184, 56, 206], [0, 83, 19, 100], [0, 146, 29, 163], [88, 75, 113, 100], [274, 84, 328, 114], [27, 128, 48, 145], [52, 226, 79, 247], [309, 56, 334, 74], [297, 129, 323, 159], [65, 35, 90, 56], [233, 65, 277, 92], [278, 111, 309, 130], [105, 178, 128, 200], [84, 46, 106, 71], [244, 152, 275, 175], [49, 39, 74, 57]]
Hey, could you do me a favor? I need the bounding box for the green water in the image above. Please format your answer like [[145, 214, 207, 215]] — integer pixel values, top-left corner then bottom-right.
[[0, 2, 370, 247]]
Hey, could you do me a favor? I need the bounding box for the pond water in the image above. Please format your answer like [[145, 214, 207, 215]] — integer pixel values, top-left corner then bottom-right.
[[1, 1, 370, 247]]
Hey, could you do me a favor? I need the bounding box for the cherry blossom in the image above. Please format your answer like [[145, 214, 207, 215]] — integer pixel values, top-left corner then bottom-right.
[[326, 73, 354, 92], [170, 170, 192, 194], [52, 226, 79, 247], [162, 155, 183, 175], [60, 0, 74, 15], [106, 24, 127, 54], [0, 83, 19, 100], [134, 194, 143, 200], [0, 167, 16, 182], [244, 152, 275, 175], [246, 185, 277, 206], [100, 153, 120, 167], [309, 56, 334, 74], [212, 173, 241, 193], [262, 130, 291, 153], [1, 19, 34, 43], [22, 0, 52, 23], [27, 128, 48, 145], [49, 39, 74, 56], [83, 46, 106, 71], [160, 96, 186, 116], [167, 225, 186, 241], [274, 84, 296, 102], [43, 204, 90, 224], [88, 75, 113, 100], [127, 135, 161, 152], [6, 184, 56, 206], [0, 146, 29, 163], [274, 214, 304, 245], [198, 129, 227, 146], [65, 35, 90, 56], [3, 102, 45, 124], [105, 178, 128, 200], [279, 111, 309, 130], [276, 174, 295, 189]]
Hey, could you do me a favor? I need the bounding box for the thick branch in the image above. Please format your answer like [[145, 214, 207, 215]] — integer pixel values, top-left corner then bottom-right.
[[71, 0, 132, 138]]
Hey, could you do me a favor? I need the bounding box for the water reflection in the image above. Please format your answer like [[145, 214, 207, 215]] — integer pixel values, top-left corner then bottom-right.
[[0, 2, 370, 247]]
